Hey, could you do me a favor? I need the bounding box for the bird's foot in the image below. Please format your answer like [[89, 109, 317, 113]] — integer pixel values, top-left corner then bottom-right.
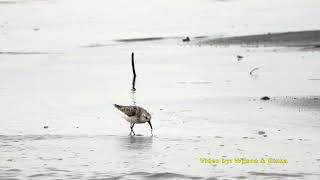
[[129, 131, 135, 136]]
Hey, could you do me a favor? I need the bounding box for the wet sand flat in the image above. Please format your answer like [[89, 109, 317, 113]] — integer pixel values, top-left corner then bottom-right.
[[201, 30, 320, 50], [0, 96, 319, 179]]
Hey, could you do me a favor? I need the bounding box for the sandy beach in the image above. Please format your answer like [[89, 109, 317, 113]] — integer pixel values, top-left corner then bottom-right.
[[1, 0, 320, 179]]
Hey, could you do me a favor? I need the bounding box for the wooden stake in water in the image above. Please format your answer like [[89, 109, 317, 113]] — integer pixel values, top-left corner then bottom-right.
[[131, 52, 136, 91], [131, 52, 136, 77]]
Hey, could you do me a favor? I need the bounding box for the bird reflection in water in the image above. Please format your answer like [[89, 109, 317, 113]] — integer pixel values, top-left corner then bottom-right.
[[120, 135, 153, 151]]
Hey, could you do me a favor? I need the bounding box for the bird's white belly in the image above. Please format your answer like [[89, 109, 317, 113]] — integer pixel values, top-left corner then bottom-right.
[[122, 114, 139, 123], [121, 114, 148, 124]]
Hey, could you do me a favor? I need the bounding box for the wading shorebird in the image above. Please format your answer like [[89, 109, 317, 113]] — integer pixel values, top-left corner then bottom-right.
[[114, 104, 153, 136]]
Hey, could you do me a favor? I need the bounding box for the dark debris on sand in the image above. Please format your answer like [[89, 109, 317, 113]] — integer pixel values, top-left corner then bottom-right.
[[182, 36, 190, 42], [261, 96, 270, 100]]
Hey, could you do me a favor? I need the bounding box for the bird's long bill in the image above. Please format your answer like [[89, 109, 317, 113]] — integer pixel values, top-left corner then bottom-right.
[[148, 121, 153, 136], [148, 121, 153, 130]]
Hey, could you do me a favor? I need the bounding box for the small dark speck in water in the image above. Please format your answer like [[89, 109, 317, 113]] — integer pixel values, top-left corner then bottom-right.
[[261, 96, 270, 100], [258, 131, 266, 135], [263, 135, 268, 137], [182, 36, 190, 42], [43, 126, 49, 129]]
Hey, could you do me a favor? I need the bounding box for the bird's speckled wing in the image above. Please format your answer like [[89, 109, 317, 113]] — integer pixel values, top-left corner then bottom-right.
[[114, 104, 140, 117]]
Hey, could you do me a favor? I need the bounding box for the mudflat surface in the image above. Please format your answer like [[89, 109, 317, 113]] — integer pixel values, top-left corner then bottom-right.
[[200, 30, 320, 49]]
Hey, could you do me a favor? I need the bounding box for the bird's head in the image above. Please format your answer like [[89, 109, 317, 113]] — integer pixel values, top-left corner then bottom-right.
[[142, 112, 152, 122]]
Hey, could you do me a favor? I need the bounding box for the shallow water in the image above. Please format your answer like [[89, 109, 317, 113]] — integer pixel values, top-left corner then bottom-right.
[[1, 0, 320, 179], [0, 128, 320, 179], [1, 44, 320, 135]]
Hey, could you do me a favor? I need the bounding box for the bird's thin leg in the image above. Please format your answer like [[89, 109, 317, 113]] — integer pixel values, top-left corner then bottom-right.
[[148, 121, 153, 136], [129, 123, 133, 136], [130, 123, 135, 136]]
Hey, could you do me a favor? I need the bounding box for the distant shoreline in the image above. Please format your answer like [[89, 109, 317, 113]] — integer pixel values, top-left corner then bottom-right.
[[200, 30, 320, 50]]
